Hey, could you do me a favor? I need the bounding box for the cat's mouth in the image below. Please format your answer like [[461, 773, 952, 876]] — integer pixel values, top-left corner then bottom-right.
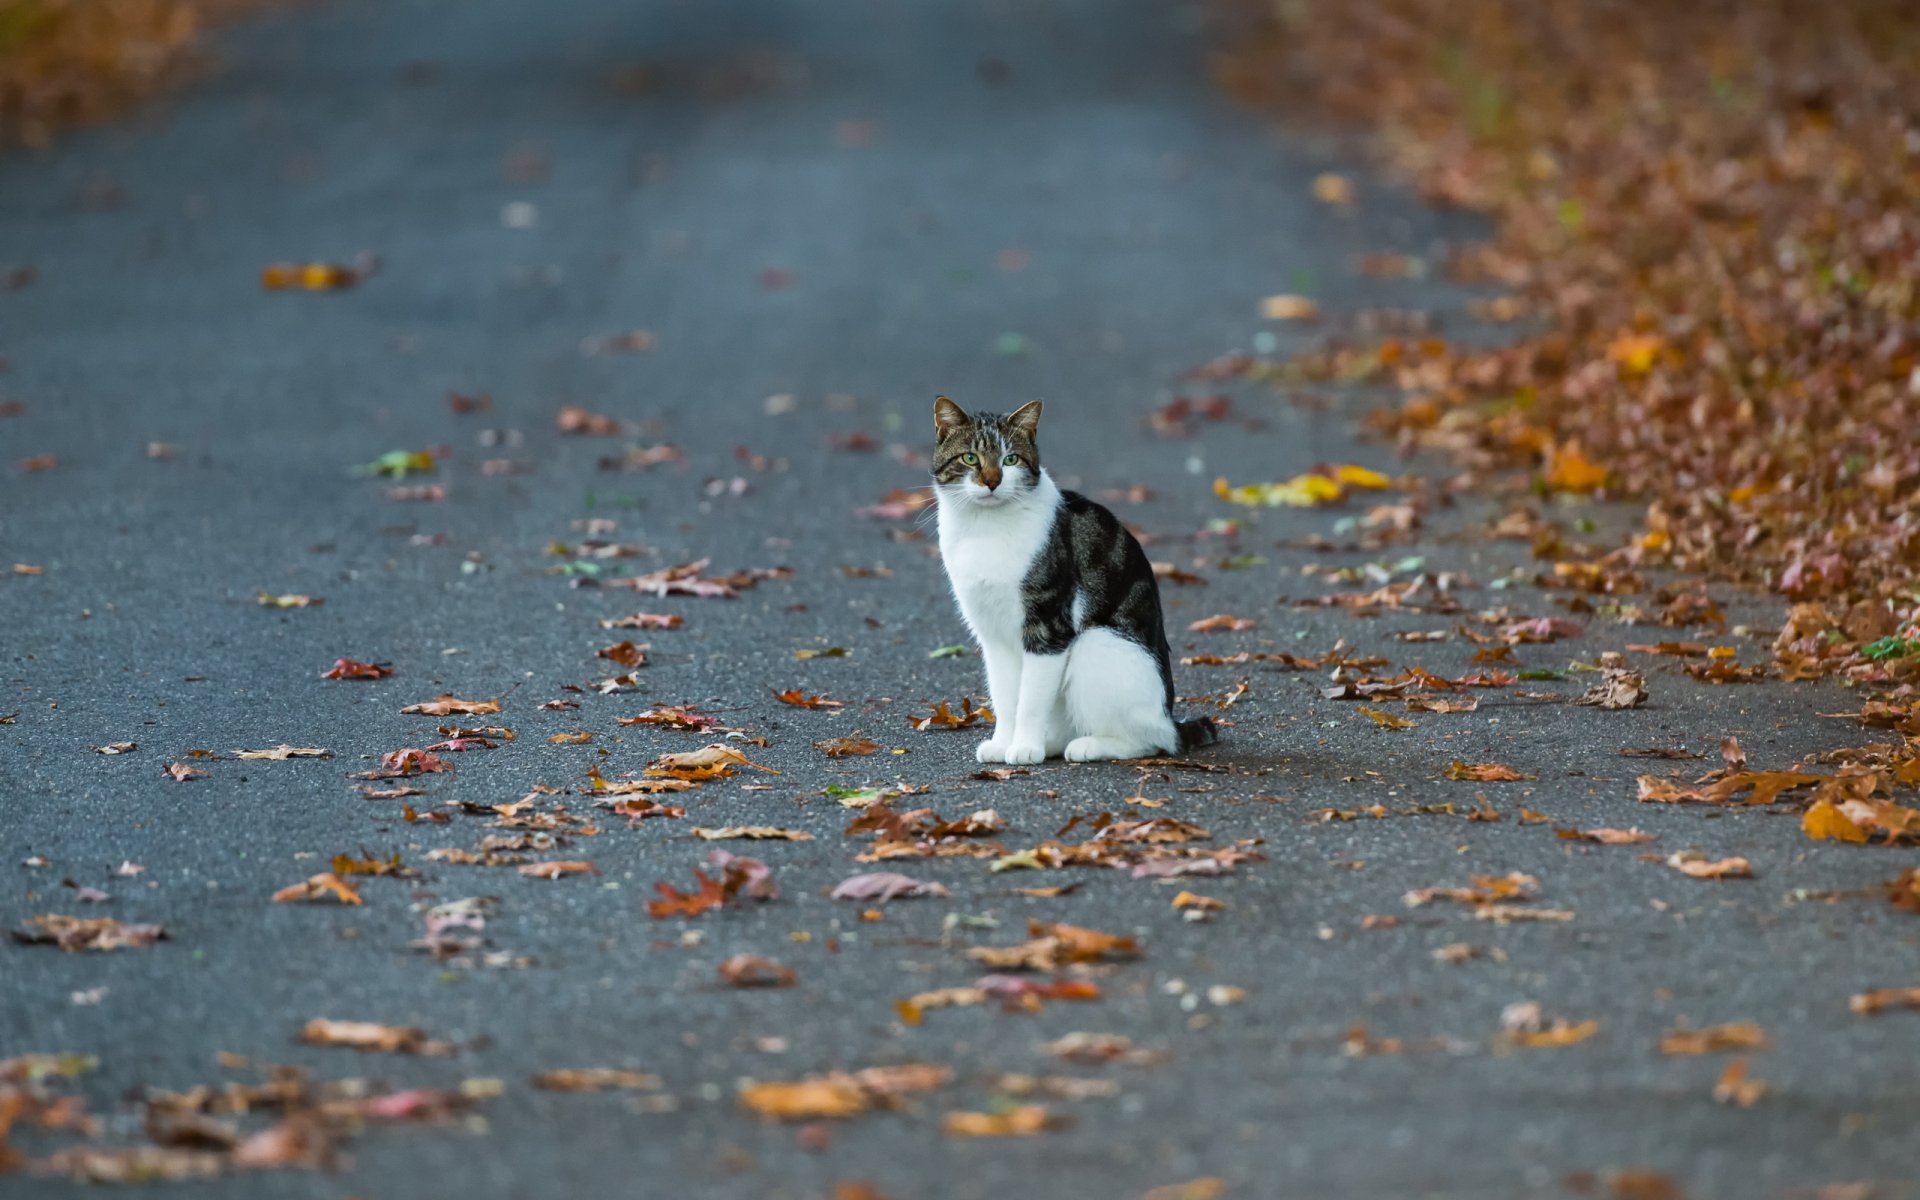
[[966, 491, 1010, 508]]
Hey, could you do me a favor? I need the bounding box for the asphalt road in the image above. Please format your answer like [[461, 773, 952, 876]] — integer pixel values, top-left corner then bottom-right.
[[3, 1, 1917, 1197]]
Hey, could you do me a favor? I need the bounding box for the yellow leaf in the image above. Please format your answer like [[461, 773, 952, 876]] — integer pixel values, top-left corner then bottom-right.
[[1606, 332, 1664, 375], [1802, 799, 1869, 843], [1543, 445, 1609, 492], [1332, 464, 1391, 489], [1213, 473, 1343, 508]]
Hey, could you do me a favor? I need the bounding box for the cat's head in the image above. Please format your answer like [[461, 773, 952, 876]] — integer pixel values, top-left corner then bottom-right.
[[930, 397, 1043, 509]]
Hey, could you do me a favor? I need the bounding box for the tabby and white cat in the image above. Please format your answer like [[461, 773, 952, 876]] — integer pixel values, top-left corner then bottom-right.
[[930, 396, 1218, 764]]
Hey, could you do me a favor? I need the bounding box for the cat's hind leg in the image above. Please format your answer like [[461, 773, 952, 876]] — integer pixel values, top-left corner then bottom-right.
[[1062, 628, 1179, 761]]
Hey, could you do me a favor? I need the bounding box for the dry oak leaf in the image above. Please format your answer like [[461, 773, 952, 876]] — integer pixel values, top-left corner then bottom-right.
[[272, 873, 364, 905], [816, 736, 881, 758], [298, 1019, 454, 1055], [719, 954, 797, 988], [739, 1063, 952, 1121], [773, 688, 844, 709], [163, 762, 207, 782], [402, 696, 501, 716], [831, 872, 950, 901], [1849, 987, 1920, 1015], [517, 861, 599, 879], [693, 826, 813, 842], [234, 745, 332, 761], [1664, 852, 1753, 880], [1659, 1023, 1770, 1055], [967, 920, 1140, 971], [1445, 761, 1535, 782], [942, 1105, 1063, 1137], [1358, 705, 1415, 730], [12, 915, 166, 952], [548, 730, 592, 744], [533, 1068, 659, 1091]]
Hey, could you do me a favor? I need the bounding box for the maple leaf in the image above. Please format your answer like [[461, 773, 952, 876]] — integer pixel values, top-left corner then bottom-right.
[[1444, 761, 1535, 782], [272, 872, 364, 905], [815, 736, 880, 757], [322, 657, 393, 680], [400, 695, 500, 716], [773, 688, 844, 709], [371, 748, 452, 777], [1802, 799, 1870, 843]]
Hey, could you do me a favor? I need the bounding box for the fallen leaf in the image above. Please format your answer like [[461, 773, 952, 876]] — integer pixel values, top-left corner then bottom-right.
[[942, 1105, 1063, 1137], [272, 873, 364, 905], [548, 730, 593, 744], [831, 872, 950, 901], [774, 689, 845, 709], [1572, 669, 1649, 709], [257, 592, 323, 608], [517, 861, 599, 879], [322, 658, 393, 680], [1802, 799, 1871, 843], [1664, 852, 1753, 879], [816, 736, 881, 757], [1849, 987, 1920, 1015], [162, 762, 206, 782], [1445, 761, 1535, 782], [1659, 1023, 1770, 1055], [596, 640, 649, 668], [693, 826, 813, 842], [1559, 826, 1657, 845], [12, 915, 166, 951], [1358, 705, 1415, 730], [533, 1068, 659, 1091], [601, 612, 683, 630], [234, 745, 331, 761], [93, 742, 137, 755], [910, 698, 994, 730], [401, 696, 501, 716], [1188, 614, 1258, 632], [298, 1019, 454, 1055], [1712, 1057, 1768, 1107], [718, 954, 797, 988]]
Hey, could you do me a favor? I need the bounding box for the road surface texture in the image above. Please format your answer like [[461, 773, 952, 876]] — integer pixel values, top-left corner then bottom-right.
[[3, 1, 1916, 1197]]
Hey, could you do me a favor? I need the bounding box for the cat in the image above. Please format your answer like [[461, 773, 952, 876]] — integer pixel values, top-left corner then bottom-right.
[[930, 395, 1218, 764]]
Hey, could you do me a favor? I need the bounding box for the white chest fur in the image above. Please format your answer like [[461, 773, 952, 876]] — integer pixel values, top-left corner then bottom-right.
[[935, 473, 1061, 646]]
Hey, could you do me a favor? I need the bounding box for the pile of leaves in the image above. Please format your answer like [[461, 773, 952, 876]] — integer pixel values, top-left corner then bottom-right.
[[0, 0, 268, 148], [1213, 0, 1920, 718]]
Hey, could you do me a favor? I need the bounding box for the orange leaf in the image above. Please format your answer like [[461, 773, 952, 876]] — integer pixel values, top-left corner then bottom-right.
[[1802, 799, 1870, 843]]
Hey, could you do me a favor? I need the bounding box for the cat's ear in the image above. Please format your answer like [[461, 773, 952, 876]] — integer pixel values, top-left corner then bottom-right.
[[933, 395, 969, 440], [1006, 399, 1043, 441]]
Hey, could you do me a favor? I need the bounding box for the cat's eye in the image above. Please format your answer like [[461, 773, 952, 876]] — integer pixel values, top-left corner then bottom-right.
[[1002, 454, 1021, 466], [961, 452, 979, 465]]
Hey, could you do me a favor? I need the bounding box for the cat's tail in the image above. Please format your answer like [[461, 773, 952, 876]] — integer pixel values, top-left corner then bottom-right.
[[1175, 715, 1220, 753]]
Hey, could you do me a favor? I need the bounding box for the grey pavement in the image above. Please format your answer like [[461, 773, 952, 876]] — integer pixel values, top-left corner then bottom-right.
[[2, 1, 1917, 1197]]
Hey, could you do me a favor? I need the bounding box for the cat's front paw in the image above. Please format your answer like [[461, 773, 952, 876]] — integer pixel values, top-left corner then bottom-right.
[[975, 739, 1011, 764], [1003, 741, 1048, 766]]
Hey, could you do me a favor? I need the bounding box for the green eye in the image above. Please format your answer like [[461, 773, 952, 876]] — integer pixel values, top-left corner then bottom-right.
[[961, 452, 979, 465], [1002, 454, 1021, 466]]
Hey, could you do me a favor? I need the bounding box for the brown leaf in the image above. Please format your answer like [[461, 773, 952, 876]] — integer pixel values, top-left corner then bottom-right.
[[1850, 987, 1920, 1015], [533, 1068, 659, 1091], [1712, 1057, 1768, 1107], [1663, 852, 1753, 879], [909, 698, 994, 730], [596, 640, 649, 668], [1802, 799, 1870, 843], [942, 1105, 1063, 1137], [298, 1018, 453, 1055], [1572, 668, 1649, 709], [1187, 614, 1258, 632], [322, 657, 393, 680], [1444, 761, 1535, 781], [1558, 826, 1657, 845], [1659, 1023, 1770, 1055], [773, 688, 845, 709], [12, 914, 166, 952], [517, 860, 598, 879], [815, 736, 881, 757], [692, 826, 813, 842], [271, 873, 364, 906], [1358, 705, 1415, 730], [719, 954, 797, 988], [401, 695, 501, 716], [162, 762, 206, 782]]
